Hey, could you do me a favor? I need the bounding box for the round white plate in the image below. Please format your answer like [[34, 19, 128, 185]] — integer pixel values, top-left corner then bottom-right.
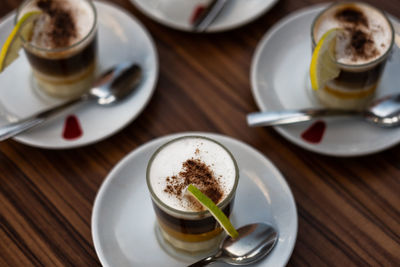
[[251, 4, 400, 157], [92, 132, 297, 267], [0, 1, 158, 149], [130, 0, 279, 32]]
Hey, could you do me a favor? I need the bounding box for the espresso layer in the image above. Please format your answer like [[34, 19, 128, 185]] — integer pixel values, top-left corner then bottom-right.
[[331, 60, 385, 90], [25, 35, 97, 76], [153, 200, 233, 235]]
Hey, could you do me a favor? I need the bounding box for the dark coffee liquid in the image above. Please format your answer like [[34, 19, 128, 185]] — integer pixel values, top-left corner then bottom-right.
[[153, 199, 233, 236], [332, 60, 386, 90], [25, 35, 97, 77]]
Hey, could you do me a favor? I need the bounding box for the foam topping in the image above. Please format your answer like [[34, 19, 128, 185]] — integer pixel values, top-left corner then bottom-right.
[[20, 0, 95, 49], [149, 137, 236, 212], [314, 3, 393, 65]]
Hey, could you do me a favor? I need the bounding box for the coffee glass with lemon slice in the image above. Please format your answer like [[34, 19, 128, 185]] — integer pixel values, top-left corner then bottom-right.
[[12, 0, 97, 99], [310, 2, 395, 110], [146, 136, 239, 254]]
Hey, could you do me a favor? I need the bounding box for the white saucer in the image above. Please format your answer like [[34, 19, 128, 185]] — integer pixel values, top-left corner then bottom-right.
[[251, 4, 400, 157], [92, 132, 297, 267], [130, 0, 279, 32], [0, 1, 158, 149]]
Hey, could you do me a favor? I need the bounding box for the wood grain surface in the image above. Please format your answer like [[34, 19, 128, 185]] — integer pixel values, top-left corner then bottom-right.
[[1, 0, 400, 266]]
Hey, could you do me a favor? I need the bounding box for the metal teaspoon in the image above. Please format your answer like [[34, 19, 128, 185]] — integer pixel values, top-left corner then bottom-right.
[[188, 223, 278, 266], [247, 94, 400, 127], [0, 62, 142, 141]]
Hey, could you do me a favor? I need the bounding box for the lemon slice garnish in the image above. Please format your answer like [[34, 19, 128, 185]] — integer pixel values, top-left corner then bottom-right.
[[187, 184, 239, 239], [310, 28, 342, 91], [0, 11, 41, 73]]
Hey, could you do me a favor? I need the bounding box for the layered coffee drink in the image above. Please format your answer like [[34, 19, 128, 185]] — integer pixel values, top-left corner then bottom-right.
[[147, 136, 239, 253], [312, 2, 394, 110], [17, 0, 97, 98]]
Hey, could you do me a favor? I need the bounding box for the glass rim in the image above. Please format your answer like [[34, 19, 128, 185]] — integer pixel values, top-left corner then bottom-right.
[[310, 1, 395, 69], [146, 135, 240, 218], [15, 0, 98, 53]]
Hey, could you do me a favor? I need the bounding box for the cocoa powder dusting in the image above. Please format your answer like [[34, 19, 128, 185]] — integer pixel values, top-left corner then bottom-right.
[[350, 29, 378, 60], [163, 155, 224, 211], [334, 7, 379, 62], [36, 0, 77, 47], [335, 7, 368, 27]]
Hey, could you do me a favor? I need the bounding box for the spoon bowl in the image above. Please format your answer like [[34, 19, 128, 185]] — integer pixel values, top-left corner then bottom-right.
[[363, 94, 400, 127], [188, 223, 278, 266], [90, 62, 142, 105]]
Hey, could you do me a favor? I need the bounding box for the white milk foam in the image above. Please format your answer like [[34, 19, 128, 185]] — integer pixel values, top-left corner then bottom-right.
[[20, 0, 95, 49], [149, 137, 236, 212], [313, 3, 393, 65]]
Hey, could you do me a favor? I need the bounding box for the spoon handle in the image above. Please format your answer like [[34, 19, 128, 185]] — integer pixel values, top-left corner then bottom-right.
[[0, 96, 85, 141], [192, 0, 228, 32], [247, 109, 360, 127], [187, 255, 218, 267]]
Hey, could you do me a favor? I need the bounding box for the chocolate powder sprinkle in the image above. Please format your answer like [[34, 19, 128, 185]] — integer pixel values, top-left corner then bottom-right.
[[36, 0, 77, 48], [335, 7, 368, 27], [348, 29, 379, 60], [164, 156, 224, 210], [37, 0, 52, 10], [334, 7, 381, 62]]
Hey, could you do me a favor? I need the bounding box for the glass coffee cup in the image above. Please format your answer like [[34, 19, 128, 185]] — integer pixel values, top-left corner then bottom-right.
[[16, 0, 98, 99], [146, 136, 239, 253], [311, 2, 395, 110]]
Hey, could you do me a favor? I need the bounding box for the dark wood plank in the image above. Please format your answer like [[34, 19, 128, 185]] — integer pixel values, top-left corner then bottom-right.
[[0, 0, 399, 266]]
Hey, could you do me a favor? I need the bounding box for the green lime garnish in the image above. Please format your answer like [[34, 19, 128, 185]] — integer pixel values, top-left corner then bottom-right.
[[187, 184, 239, 239]]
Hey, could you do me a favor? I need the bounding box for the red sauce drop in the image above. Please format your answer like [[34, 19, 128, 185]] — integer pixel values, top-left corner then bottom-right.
[[190, 5, 206, 24], [62, 115, 83, 140], [301, 120, 326, 144]]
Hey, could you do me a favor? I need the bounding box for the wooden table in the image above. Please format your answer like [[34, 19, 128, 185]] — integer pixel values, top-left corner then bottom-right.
[[1, 0, 399, 266]]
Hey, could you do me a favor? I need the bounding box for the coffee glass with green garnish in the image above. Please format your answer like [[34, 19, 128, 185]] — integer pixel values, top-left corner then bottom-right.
[[146, 136, 239, 254]]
